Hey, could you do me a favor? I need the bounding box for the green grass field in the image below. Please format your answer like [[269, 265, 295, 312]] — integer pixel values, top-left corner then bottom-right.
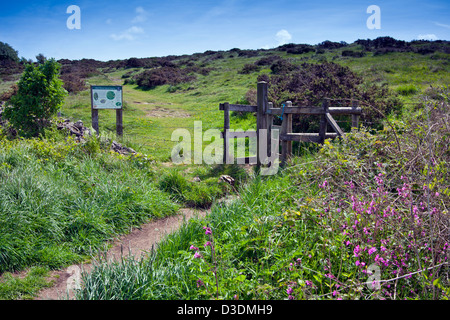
[[56, 45, 450, 162], [0, 39, 449, 300]]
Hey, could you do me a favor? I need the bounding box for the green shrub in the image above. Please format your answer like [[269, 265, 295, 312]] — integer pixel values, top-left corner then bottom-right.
[[3, 59, 67, 137], [0, 42, 19, 62], [396, 84, 418, 96], [239, 63, 260, 74], [258, 62, 403, 131], [157, 170, 226, 208], [133, 66, 196, 89]]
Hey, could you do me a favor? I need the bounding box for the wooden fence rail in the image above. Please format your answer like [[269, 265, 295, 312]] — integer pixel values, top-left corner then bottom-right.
[[220, 81, 361, 167]]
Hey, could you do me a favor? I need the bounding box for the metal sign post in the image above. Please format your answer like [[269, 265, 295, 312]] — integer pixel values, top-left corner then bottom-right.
[[90, 85, 123, 136]]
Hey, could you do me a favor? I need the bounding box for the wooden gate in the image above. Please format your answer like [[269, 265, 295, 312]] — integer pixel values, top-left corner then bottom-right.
[[219, 81, 362, 167]]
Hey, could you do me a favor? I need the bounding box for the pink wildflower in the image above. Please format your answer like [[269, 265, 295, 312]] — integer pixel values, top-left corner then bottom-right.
[[353, 245, 361, 257], [203, 226, 212, 235]]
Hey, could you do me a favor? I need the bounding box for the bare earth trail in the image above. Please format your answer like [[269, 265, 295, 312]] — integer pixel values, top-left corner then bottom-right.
[[35, 207, 209, 300]]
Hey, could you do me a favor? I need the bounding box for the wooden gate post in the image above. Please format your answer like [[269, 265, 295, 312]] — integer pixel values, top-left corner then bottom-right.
[[257, 81, 268, 167], [319, 99, 329, 144], [91, 108, 99, 136], [266, 102, 273, 164], [116, 109, 123, 136], [281, 101, 292, 165], [351, 100, 359, 129], [223, 102, 230, 164], [287, 103, 293, 157]]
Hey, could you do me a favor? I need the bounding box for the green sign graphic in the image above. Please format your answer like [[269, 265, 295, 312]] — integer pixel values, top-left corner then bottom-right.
[[91, 86, 122, 109]]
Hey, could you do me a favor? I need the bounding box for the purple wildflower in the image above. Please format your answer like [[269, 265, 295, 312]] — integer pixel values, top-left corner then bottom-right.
[[353, 245, 361, 257], [203, 226, 212, 235]]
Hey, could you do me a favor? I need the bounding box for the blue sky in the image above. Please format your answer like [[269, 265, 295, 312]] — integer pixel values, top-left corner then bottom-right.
[[0, 0, 449, 61]]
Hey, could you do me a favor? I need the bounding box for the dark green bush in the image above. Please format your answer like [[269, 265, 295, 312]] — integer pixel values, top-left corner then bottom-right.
[[342, 50, 365, 58], [239, 63, 260, 74], [133, 66, 196, 89], [269, 59, 296, 74], [0, 42, 19, 62], [258, 61, 402, 131], [3, 59, 67, 137]]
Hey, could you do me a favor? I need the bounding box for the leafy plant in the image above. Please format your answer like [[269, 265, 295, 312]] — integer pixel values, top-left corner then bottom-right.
[[258, 61, 403, 132], [3, 58, 67, 137], [0, 42, 19, 63], [132, 66, 196, 89]]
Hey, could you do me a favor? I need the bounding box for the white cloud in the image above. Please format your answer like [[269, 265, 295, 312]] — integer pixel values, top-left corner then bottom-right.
[[417, 34, 438, 41], [275, 29, 292, 45], [106, 18, 112, 25], [132, 6, 148, 23], [435, 22, 450, 29], [110, 26, 144, 41]]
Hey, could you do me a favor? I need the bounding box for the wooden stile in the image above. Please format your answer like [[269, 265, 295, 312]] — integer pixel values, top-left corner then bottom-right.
[[220, 82, 360, 168]]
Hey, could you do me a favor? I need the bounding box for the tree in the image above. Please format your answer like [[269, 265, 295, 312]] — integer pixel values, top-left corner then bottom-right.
[[36, 53, 46, 64], [0, 42, 19, 62], [3, 58, 67, 137]]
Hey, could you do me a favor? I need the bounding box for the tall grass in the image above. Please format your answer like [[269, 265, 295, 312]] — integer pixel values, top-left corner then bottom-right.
[[77, 93, 449, 300], [76, 170, 306, 299], [0, 134, 179, 275]]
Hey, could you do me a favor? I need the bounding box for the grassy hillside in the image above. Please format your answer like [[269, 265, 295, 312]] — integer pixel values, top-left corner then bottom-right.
[[77, 100, 450, 300], [0, 37, 449, 299], [38, 38, 450, 160]]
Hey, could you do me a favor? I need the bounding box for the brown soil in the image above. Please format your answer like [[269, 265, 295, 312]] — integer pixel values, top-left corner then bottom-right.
[[34, 207, 209, 300], [144, 106, 190, 118]]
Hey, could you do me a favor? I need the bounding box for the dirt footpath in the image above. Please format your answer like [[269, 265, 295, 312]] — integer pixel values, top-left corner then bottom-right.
[[35, 208, 208, 300]]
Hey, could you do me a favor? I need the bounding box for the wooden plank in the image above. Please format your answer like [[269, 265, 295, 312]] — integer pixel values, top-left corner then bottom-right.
[[325, 112, 344, 136], [266, 102, 273, 162], [286, 102, 293, 157], [351, 100, 360, 129], [266, 107, 281, 115], [220, 131, 257, 139], [318, 99, 329, 144], [330, 107, 362, 115], [257, 81, 268, 167], [267, 107, 322, 115], [271, 125, 282, 131], [281, 132, 338, 142], [281, 103, 288, 165], [223, 102, 230, 164], [219, 103, 257, 112], [267, 106, 362, 115]]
